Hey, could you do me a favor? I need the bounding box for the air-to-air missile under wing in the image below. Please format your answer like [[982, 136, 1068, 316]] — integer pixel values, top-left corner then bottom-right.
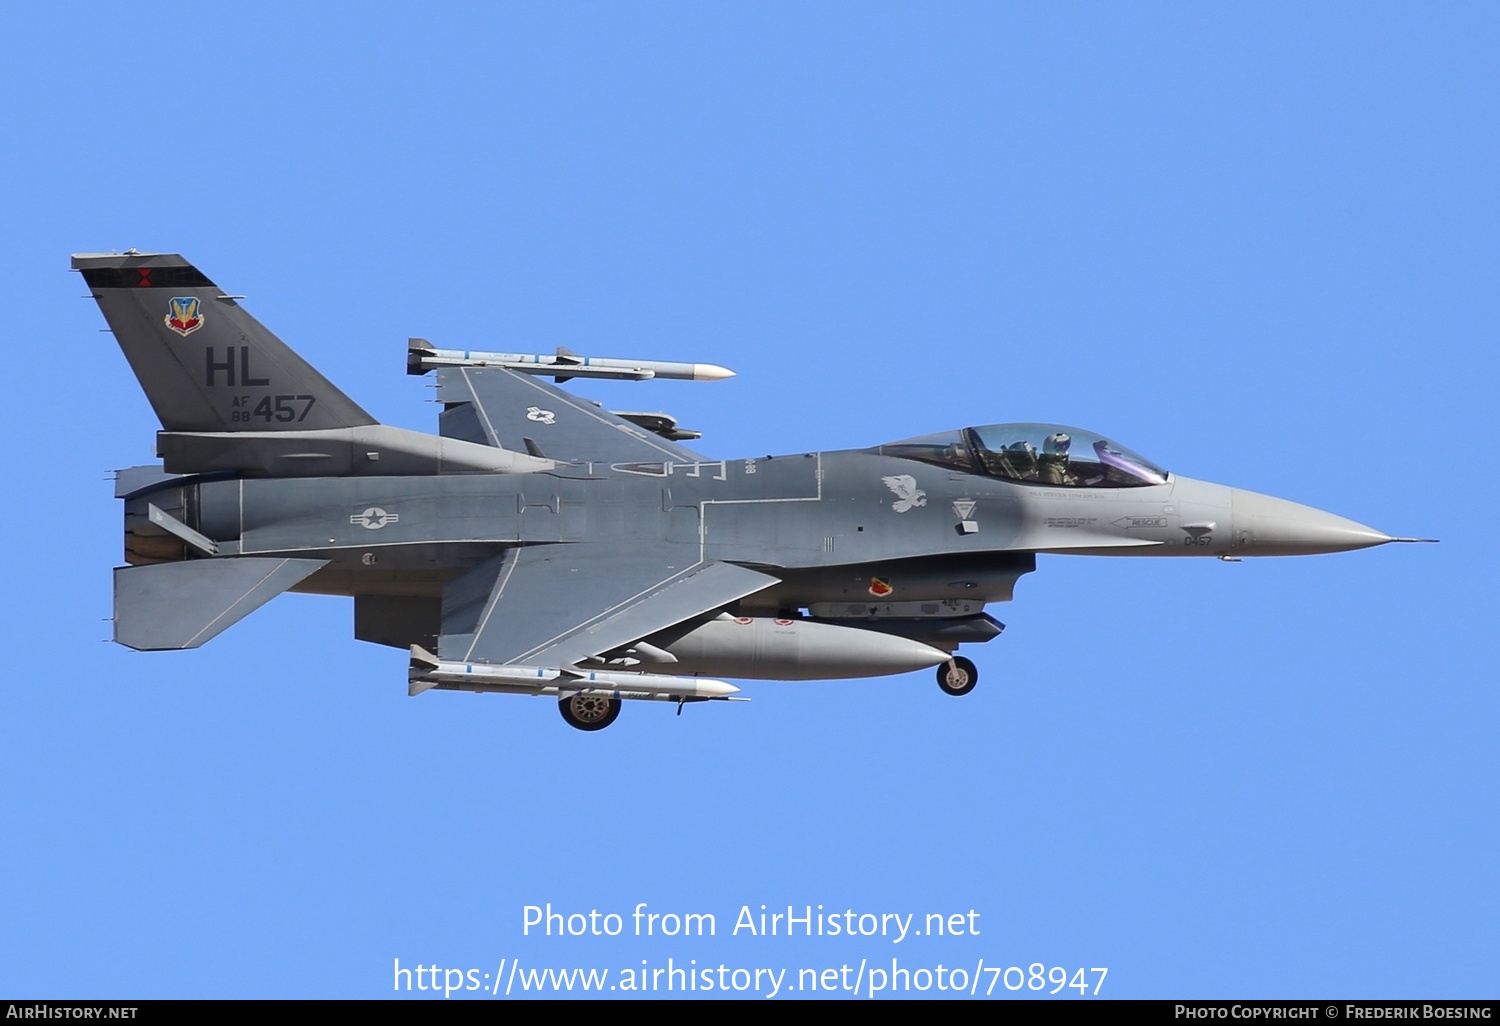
[[80, 252, 1434, 730]]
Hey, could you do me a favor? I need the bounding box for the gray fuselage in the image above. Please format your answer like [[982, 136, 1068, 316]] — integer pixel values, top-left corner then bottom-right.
[[126, 444, 1370, 616]]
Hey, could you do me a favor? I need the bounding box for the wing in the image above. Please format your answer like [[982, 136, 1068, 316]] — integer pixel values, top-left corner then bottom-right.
[[436, 366, 705, 463], [439, 544, 779, 669]]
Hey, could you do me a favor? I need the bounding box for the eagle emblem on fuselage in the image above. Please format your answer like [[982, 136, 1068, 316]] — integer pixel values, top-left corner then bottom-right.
[[882, 475, 927, 513]]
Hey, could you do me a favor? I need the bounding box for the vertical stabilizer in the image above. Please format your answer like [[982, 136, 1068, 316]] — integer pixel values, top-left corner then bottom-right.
[[74, 252, 376, 433]]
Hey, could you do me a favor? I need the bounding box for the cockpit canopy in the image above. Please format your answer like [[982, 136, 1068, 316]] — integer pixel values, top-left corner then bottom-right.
[[880, 423, 1169, 488]]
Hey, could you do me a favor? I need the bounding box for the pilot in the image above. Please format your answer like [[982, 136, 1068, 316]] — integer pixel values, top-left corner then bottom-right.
[[1038, 432, 1072, 485]]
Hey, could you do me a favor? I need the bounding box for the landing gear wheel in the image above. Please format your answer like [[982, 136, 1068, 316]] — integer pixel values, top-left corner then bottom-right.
[[937, 656, 979, 696], [559, 694, 621, 731]]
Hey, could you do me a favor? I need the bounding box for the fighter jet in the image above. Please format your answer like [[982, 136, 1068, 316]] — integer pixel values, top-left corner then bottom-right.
[[79, 252, 1429, 730]]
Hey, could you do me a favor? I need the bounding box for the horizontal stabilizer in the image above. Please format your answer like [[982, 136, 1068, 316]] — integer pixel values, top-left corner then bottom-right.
[[115, 465, 181, 499], [113, 557, 329, 651]]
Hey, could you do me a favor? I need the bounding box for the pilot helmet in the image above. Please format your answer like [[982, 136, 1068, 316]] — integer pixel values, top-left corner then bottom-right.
[[1043, 432, 1071, 455]]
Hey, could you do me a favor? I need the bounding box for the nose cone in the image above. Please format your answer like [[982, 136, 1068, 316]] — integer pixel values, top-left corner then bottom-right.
[[1231, 488, 1392, 556]]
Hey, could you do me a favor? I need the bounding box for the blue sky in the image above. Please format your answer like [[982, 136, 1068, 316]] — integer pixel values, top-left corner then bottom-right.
[[1, 2, 1494, 999]]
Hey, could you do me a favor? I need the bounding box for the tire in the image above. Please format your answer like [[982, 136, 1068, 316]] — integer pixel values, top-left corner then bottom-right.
[[936, 656, 978, 696], [559, 694, 622, 731]]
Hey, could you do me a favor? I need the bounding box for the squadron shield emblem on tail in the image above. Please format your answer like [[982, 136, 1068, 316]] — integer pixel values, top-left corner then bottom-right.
[[165, 296, 203, 336]]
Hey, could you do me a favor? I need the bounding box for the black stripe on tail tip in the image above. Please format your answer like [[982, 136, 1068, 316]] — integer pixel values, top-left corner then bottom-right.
[[80, 266, 217, 289]]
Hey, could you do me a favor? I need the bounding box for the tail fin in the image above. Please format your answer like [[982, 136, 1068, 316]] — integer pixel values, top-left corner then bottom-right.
[[74, 252, 376, 432]]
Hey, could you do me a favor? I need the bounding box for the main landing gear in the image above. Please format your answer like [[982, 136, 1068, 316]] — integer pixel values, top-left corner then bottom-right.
[[937, 656, 978, 696], [558, 694, 622, 731]]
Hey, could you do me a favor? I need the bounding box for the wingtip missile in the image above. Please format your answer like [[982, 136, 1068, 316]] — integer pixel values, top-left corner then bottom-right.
[[689, 363, 735, 382], [407, 342, 735, 382]]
